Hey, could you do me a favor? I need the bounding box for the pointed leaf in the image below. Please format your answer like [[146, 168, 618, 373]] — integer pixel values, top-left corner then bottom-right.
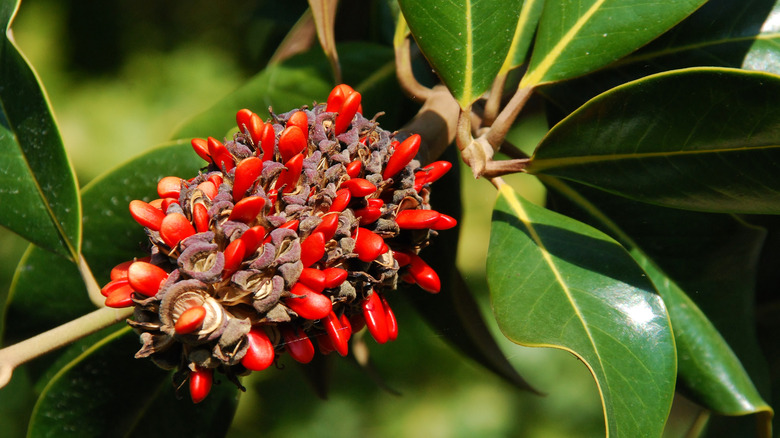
[[529, 68, 780, 214], [488, 184, 676, 437], [0, 0, 81, 260], [499, 0, 544, 74], [543, 177, 774, 433], [521, 0, 706, 86], [398, 0, 524, 108], [28, 328, 237, 438]]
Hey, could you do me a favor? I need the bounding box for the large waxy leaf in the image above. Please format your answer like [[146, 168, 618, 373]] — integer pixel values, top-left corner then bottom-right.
[[3, 143, 202, 373], [0, 0, 80, 260], [398, 0, 524, 108], [543, 177, 774, 436], [499, 0, 544, 75], [528, 68, 780, 214], [488, 184, 676, 437], [172, 43, 404, 141], [521, 0, 706, 87], [540, 0, 780, 118], [28, 328, 237, 438]]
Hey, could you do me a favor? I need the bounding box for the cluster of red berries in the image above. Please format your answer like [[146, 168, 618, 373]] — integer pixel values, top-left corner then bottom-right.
[[100, 84, 455, 403]]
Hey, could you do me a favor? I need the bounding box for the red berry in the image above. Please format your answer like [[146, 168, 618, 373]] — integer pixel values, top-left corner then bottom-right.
[[284, 283, 332, 320], [380, 295, 398, 342], [260, 123, 276, 160], [362, 292, 388, 344], [340, 178, 376, 197], [329, 189, 351, 212], [278, 125, 307, 164], [408, 253, 441, 293], [233, 157, 264, 201], [353, 227, 386, 262], [175, 305, 207, 334], [431, 213, 457, 230], [193, 203, 210, 233], [127, 261, 169, 297], [242, 328, 276, 371], [207, 137, 235, 171], [157, 176, 183, 199], [326, 84, 354, 112], [228, 196, 266, 223], [105, 284, 135, 308], [222, 239, 246, 278], [395, 209, 441, 229], [298, 268, 326, 293], [189, 368, 213, 404], [300, 232, 326, 268], [160, 212, 196, 248], [239, 226, 266, 255], [287, 111, 309, 142], [197, 181, 218, 200], [314, 213, 339, 241], [334, 90, 361, 136], [383, 134, 421, 180], [324, 311, 349, 356], [274, 153, 304, 193], [129, 200, 165, 231], [191, 138, 211, 162], [393, 251, 412, 267], [354, 206, 382, 226], [110, 260, 135, 281], [322, 267, 348, 289], [414, 160, 452, 191], [345, 160, 362, 178], [281, 326, 315, 364]]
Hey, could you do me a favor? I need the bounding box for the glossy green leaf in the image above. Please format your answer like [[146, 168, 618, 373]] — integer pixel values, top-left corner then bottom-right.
[[0, 0, 81, 260], [543, 177, 774, 435], [499, 0, 544, 74], [398, 0, 524, 108], [3, 143, 202, 372], [488, 184, 676, 437], [529, 68, 780, 214], [521, 0, 706, 87], [540, 0, 780, 117], [28, 328, 237, 438], [172, 43, 404, 141]]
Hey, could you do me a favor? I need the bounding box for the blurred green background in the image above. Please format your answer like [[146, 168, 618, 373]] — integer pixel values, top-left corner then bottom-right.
[[0, 0, 620, 436]]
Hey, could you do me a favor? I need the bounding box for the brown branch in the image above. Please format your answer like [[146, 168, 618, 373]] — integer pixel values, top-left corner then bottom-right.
[[485, 85, 533, 150], [480, 158, 531, 178], [482, 72, 508, 127]]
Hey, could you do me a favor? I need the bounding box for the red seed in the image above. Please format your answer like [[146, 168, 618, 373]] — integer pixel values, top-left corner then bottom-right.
[[431, 213, 457, 230], [324, 311, 349, 356], [383, 134, 421, 180], [191, 138, 211, 162], [129, 200, 165, 231], [408, 253, 441, 293], [240, 226, 266, 255], [160, 198, 178, 212], [233, 157, 264, 201], [278, 125, 307, 164], [193, 203, 210, 233], [314, 213, 339, 241], [362, 292, 388, 344], [274, 153, 304, 193], [367, 198, 384, 209], [281, 326, 315, 364], [329, 189, 351, 212], [105, 284, 134, 308], [284, 283, 332, 320], [157, 176, 182, 199], [353, 227, 386, 262], [148, 198, 164, 209], [300, 232, 326, 268], [287, 111, 309, 142], [396, 209, 441, 229], [381, 295, 398, 341], [208, 174, 223, 188], [326, 84, 354, 112], [127, 261, 169, 297], [393, 251, 411, 267], [223, 239, 246, 278], [414, 160, 452, 191], [207, 137, 235, 171], [334, 91, 361, 135], [110, 260, 135, 281], [298, 268, 326, 293], [236, 109, 254, 132], [247, 114, 264, 145], [242, 328, 276, 371], [189, 368, 213, 404], [228, 196, 266, 223], [197, 181, 218, 200], [339, 314, 353, 336], [322, 267, 348, 289], [175, 305, 207, 334], [260, 123, 276, 160], [160, 213, 196, 248], [345, 160, 362, 178], [340, 178, 376, 197], [101, 278, 129, 297], [354, 206, 382, 225]]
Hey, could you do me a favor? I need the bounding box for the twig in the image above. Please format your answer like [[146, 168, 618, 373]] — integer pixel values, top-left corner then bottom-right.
[[0, 306, 132, 388], [485, 85, 533, 150], [482, 72, 508, 127], [78, 255, 105, 308], [394, 37, 432, 103], [481, 158, 531, 178]]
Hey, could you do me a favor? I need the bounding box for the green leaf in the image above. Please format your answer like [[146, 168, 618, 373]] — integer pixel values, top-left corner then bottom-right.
[[28, 328, 237, 438], [543, 177, 774, 435], [522, 0, 706, 87], [172, 43, 405, 141], [3, 143, 202, 372], [488, 184, 676, 437], [528, 68, 780, 214], [398, 0, 524, 108], [0, 0, 81, 260], [540, 0, 780, 117], [499, 0, 544, 74]]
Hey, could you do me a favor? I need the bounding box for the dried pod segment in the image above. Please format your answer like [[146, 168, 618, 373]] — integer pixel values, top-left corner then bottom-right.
[[106, 84, 456, 402]]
